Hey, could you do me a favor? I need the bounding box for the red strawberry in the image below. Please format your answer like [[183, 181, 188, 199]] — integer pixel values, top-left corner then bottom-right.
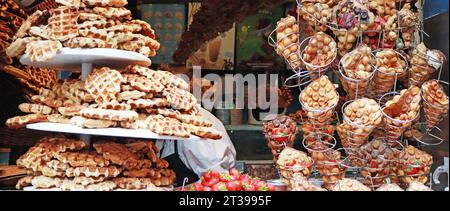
[[220, 173, 232, 182], [203, 186, 212, 191], [210, 170, 221, 179], [226, 181, 237, 191], [230, 175, 241, 181], [244, 185, 256, 191], [192, 183, 204, 191], [212, 182, 227, 191], [229, 168, 241, 176], [233, 181, 243, 191], [241, 175, 251, 184], [268, 183, 276, 191], [370, 161, 378, 168]]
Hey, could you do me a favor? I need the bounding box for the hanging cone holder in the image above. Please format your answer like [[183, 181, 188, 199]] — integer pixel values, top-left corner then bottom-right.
[[265, 133, 297, 162], [408, 49, 443, 87], [299, 97, 338, 137], [378, 91, 420, 147]]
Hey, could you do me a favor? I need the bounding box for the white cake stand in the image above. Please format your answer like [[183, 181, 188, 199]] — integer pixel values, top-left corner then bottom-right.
[[20, 48, 152, 80]]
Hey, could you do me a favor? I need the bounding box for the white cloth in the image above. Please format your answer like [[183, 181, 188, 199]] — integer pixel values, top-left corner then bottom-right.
[[156, 108, 236, 177]]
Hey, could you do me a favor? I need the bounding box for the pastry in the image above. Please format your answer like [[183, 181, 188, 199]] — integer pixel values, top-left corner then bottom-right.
[[54, 152, 110, 167], [397, 145, 433, 185], [80, 107, 138, 122], [127, 98, 170, 109], [47, 114, 71, 124], [371, 49, 407, 97], [60, 179, 117, 191], [66, 37, 106, 48], [25, 40, 63, 62], [70, 116, 117, 128], [85, 67, 123, 103], [16, 176, 34, 190], [31, 175, 62, 189], [187, 124, 222, 140], [147, 115, 191, 138], [18, 103, 53, 114], [332, 178, 371, 191], [302, 32, 337, 76], [406, 181, 433, 191], [276, 147, 313, 180], [113, 177, 155, 190], [5, 113, 48, 128], [376, 183, 404, 191], [73, 176, 106, 186], [82, 0, 128, 7], [162, 87, 197, 111], [117, 90, 146, 101], [47, 6, 80, 41], [92, 7, 131, 21], [421, 80, 449, 129], [65, 166, 122, 178], [275, 15, 301, 70]]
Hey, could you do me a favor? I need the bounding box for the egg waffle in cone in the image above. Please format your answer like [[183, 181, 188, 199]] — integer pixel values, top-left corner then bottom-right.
[[301, 32, 337, 78], [275, 15, 301, 70], [299, 75, 339, 134], [262, 115, 297, 161], [338, 45, 375, 99], [276, 147, 313, 186], [397, 145, 433, 185], [380, 86, 421, 145], [358, 139, 395, 189], [298, 3, 332, 32], [409, 44, 445, 87], [421, 80, 449, 130], [47, 6, 80, 41], [371, 49, 408, 97]]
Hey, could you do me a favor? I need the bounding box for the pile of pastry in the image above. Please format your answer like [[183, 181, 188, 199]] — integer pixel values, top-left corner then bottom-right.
[[6, 0, 159, 62], [0, 0, 27, 64], [5, 65, 223, 140], [16, 136, 175, 191]]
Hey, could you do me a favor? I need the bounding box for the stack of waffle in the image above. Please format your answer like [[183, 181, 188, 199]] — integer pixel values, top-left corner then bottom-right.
[[0, 0, 27, 64], [6, 0, 159, 62], [16, 136, 175, 190], [5, 65, 223, 140]]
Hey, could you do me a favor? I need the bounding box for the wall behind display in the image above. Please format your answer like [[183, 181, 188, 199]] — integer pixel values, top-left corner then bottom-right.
[[236, 6, 285, 71], [141, 4, 186, 65], [186, 2, 235, 71]]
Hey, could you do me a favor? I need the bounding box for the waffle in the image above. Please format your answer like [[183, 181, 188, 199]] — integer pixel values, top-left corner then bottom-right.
[[372, 49, 407, 97], [397, 145, 433, 184], [6, 37, 39, 58], [358, 139, 395, 188], [83, 0, 128, 7], [47, 114, 71, 124], [16, 176, 34, 190], [113, 177, 155, 190], [85, 67, 123, 103], [92, 7, 131, 21], [307, 142, 345, 190], [123, 168, 175, 180], [46, 160, 70, 171], [36, 136, 87, 152], [382, 86, 421, 143], [31, 175, 62, 189], [80, 107, 138, 121], [162, 87, 197, 111], [66, 37, 106, 48], [25, 40, 63, 62], [60, 179, 117, 191], [58, 105, 86, 117], [78, 27, 108, 41], [118, 40, 156, 57], [124, 74, 164, 93], [47, 6, 80, 41], [119, 115, 153, 130], [93, 100, 131, 110], [65, 166, 122, 178], [275, 15, 300, 69], [18, 103, 53, 114], [72, 176, 106, 186], [341, 44, 374, 80], [25, 66, 57, 88], [78, 12, 106, 21], [6, 113, 48, 128], [298, 3, 331, 32], [29, 26, 50, 40], [156, 108, 212, 127], [302, 32, 337, 72], [276, 147, 313, 179], [125, 20, 156, 39], [31, 95, 63, 108], [376, 184, 404, 191], [127, 98, 170, 109], [54, 152, 110, 167], [149, 70, 189, 91], [14, 10, 50, 39], [332, 178, 371, 191], [421, 80, 449, 129], [55, 0, 84, 7], [187, 124, 222, 140], [398, 3, 418, 49], [147, 115, 191, 138], [70, 115, 117, 128], [117, 90, 146, 101]]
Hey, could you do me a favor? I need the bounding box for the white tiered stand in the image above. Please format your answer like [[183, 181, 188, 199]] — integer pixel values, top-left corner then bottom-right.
[[20, 48, 217, 142]]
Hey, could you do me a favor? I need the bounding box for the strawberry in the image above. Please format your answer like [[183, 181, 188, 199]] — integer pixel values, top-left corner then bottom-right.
[[268, 183, 276, 191], [233, 180, 243, 191], [230, 175, 241, 181], [244, 184, 256, 191], [210, 170, 221, 179], [212, 182, 227, 191], [229, 168, 241, 176], [226, 181, 237, 191], [203, 186, 212, 191], [192, 183, 204, 191], [370, 161, 378, 168], [220, 173, 232, 182]]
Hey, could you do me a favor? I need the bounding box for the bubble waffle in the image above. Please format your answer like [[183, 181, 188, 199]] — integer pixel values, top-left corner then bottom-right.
[[300, 75, 339, 131], [332, 178, 371, 191], [6, 113, 48, 128], [302, 32, 337, 74], [31, 175, 62, 189], [47, 6, 80, 41], [25, 40, 63, 62], [276, 147, 313, 180], [66, 37, 106, 48], [358, 139, 395, 188], [397, 145, 433, 185], [421, 80, 449, 129], [19, 103, 53, 114], [298, 3, 331, 32], [382, 86, 421, 143], [85, 67, 123, 103], [372, 49, 407, 97], [65, 166, 122, 178], [162, 87, 198, 111], [339, 45, 374, 98], [82, 0, 128, 7], [147, 115, 191, 138], [398, 3, 418, 49], [275, 15, 301, 70], [408, 43, 442, 87], [92, 7, 131, 21], [70, 115, 117, 128]]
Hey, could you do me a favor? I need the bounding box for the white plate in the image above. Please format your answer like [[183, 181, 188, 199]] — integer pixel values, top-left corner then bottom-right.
[[20, 48, 151, 71], [26, 122, 215, 141]]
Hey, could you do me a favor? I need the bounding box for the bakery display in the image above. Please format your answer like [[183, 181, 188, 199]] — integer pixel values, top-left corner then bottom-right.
[[371, 49, 408, 98], [16, 136, 175, 190], [5, 65, 222, 140], [5, 0, 159, 62], [276, 147, 313, 187]]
